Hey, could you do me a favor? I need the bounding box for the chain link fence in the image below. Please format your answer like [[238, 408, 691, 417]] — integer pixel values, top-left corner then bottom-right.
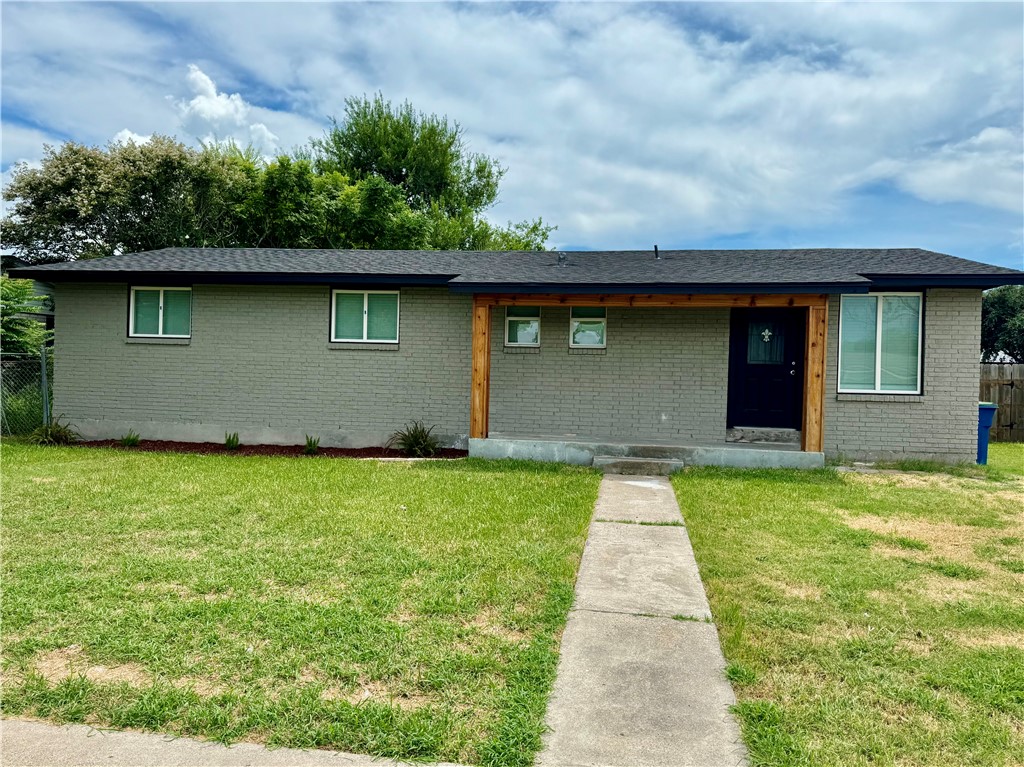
[[1, 348, 52, 436]]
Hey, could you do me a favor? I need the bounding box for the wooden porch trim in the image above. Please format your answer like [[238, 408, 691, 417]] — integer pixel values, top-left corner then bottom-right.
[[801, 300, 828, 452], [469, 292, 829, 445], [475, 293, 828, 309], [470, 297, 491, 439]]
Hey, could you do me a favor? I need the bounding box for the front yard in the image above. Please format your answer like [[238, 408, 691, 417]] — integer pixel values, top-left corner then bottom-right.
[[675, 444, 1024, 767], [4, 439, 1021, 766], [0, 445, 600, 766]]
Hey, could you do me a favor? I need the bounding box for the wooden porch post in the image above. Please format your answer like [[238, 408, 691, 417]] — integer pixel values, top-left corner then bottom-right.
[[470, 297, 492, 439], [802, 299, 828, 452]]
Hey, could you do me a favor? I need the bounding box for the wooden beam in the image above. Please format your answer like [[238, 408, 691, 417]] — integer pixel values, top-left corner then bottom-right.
[[801, 299, 828, 452], [470, 297, 491, 439], [476, 293, 828, 309]]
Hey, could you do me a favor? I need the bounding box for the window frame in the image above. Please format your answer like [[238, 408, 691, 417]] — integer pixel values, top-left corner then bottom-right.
[[128, 287, 192, 339], [330, 289, 401, 344], [568, 306, 608, 349], [504, 306, 542, 347], [837, 292, 923, 395]]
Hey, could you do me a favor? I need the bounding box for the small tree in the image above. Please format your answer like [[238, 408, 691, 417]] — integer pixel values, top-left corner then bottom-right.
[[0, 276, 50, 354], [981, 285, 1024, 362]]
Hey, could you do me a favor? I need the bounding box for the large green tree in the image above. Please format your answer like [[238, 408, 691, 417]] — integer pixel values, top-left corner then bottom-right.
[[1, 137, 258, 263], [981, 285, 1024, 362], [242, 158, 431, 250], [2, 96, 552, 263], [311, 94, 552, 250]]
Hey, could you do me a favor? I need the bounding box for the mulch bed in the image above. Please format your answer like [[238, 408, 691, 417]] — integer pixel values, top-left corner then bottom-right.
[[81, 439, 468, 460]]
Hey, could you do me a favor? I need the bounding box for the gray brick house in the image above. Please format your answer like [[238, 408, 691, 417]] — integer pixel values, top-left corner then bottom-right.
[[11, 248, 1024, 466]]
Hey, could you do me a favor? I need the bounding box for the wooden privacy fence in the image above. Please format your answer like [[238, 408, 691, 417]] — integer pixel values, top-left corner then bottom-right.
[[980, 364, 1024, 442]]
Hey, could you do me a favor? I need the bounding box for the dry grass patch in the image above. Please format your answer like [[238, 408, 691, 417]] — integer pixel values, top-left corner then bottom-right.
[[343, 681, 431, 711], [948, 629, 1024, 650], [846, 514, 977, 553], [845, 470, 971, 491], [172, 676, 227, 697], [761, 577, 823, 601], [842, 500, 1024, 593], [133, 581, 195, 598], [844, 468, 1024, 502], [296, 666, 434, 710], [915, 574, 994, 603], [464, 607, 532, 645], [33, 646, 150, 687]]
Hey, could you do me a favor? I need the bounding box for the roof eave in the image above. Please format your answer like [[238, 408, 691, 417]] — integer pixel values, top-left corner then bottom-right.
[[5, 269, 458, 287], [863, 274, 1024, 289], [446, 281, 868, 295]]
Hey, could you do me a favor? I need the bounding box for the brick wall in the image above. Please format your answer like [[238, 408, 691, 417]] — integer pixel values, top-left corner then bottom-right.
[[53, 284, 473, 446], [489, 306, 730, 442], [822, 288, 982, 462], [53, 283, 981, 459]]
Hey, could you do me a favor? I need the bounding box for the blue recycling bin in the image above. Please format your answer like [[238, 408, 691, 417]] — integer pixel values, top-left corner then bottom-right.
[[977, 403, 998, 465]]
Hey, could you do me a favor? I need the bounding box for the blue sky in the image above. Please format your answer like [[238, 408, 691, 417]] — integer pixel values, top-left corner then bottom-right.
[[2, 1, 1022, 268]]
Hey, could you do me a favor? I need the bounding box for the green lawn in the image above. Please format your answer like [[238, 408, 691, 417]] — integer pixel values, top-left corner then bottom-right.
[[988, 442, 1024, 477], [674, 444, 1024, 767], [0, 444, 600, 766]]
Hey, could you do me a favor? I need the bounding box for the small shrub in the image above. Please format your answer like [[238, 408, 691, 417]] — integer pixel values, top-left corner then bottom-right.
[[387, 421, 441, 458], [28, 416, 79, 446], [120, 431, 141, 447], [224, 432, 240, 451], [303, 434, 320, 455]]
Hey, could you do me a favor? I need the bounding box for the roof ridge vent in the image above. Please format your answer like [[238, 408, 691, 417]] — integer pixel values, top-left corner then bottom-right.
[[557, 252, 568, 267], [654, 245, 660, 260]]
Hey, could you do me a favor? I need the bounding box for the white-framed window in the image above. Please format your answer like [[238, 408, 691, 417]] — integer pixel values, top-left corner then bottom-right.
[[129, 287, 192, 338], [838, 293, 923, 394], [569, 307, 607, 348], [505, 306, 541, 346], [331, 290, 400, 343]]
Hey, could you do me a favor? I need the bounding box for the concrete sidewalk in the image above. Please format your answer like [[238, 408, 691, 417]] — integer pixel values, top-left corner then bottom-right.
[[537, 474, 748, 767], [0, 719, 466, 767]]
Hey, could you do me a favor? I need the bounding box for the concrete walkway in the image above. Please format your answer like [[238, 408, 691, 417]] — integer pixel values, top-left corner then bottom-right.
[[0, 719, 466, 767], [537, 474, 748, 767]]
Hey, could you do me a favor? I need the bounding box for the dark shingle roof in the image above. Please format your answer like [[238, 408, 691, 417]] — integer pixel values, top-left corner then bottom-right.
[[10, 247, 1024, 293]]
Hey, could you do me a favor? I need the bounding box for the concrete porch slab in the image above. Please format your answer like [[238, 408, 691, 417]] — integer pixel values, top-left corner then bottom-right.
[[574, 522, 712, 620], [536, 610, 747, 767], [469, 436, 824, 469]]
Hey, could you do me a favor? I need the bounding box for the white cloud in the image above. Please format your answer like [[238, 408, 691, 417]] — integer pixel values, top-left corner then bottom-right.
[[176, 64, 279, 155], [2, 1, 1021, 263], [892, 128, 1023, 213], [180, 65, 247, 126], [111, 129, 151, 146]]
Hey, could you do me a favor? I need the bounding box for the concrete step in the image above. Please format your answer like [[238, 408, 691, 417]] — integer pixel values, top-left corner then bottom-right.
[[592, 456, 686, 475], [727, 426, 801, 445]]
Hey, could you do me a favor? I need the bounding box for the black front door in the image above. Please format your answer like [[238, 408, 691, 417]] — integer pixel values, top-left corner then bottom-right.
[[727, 309, 805, 429]]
